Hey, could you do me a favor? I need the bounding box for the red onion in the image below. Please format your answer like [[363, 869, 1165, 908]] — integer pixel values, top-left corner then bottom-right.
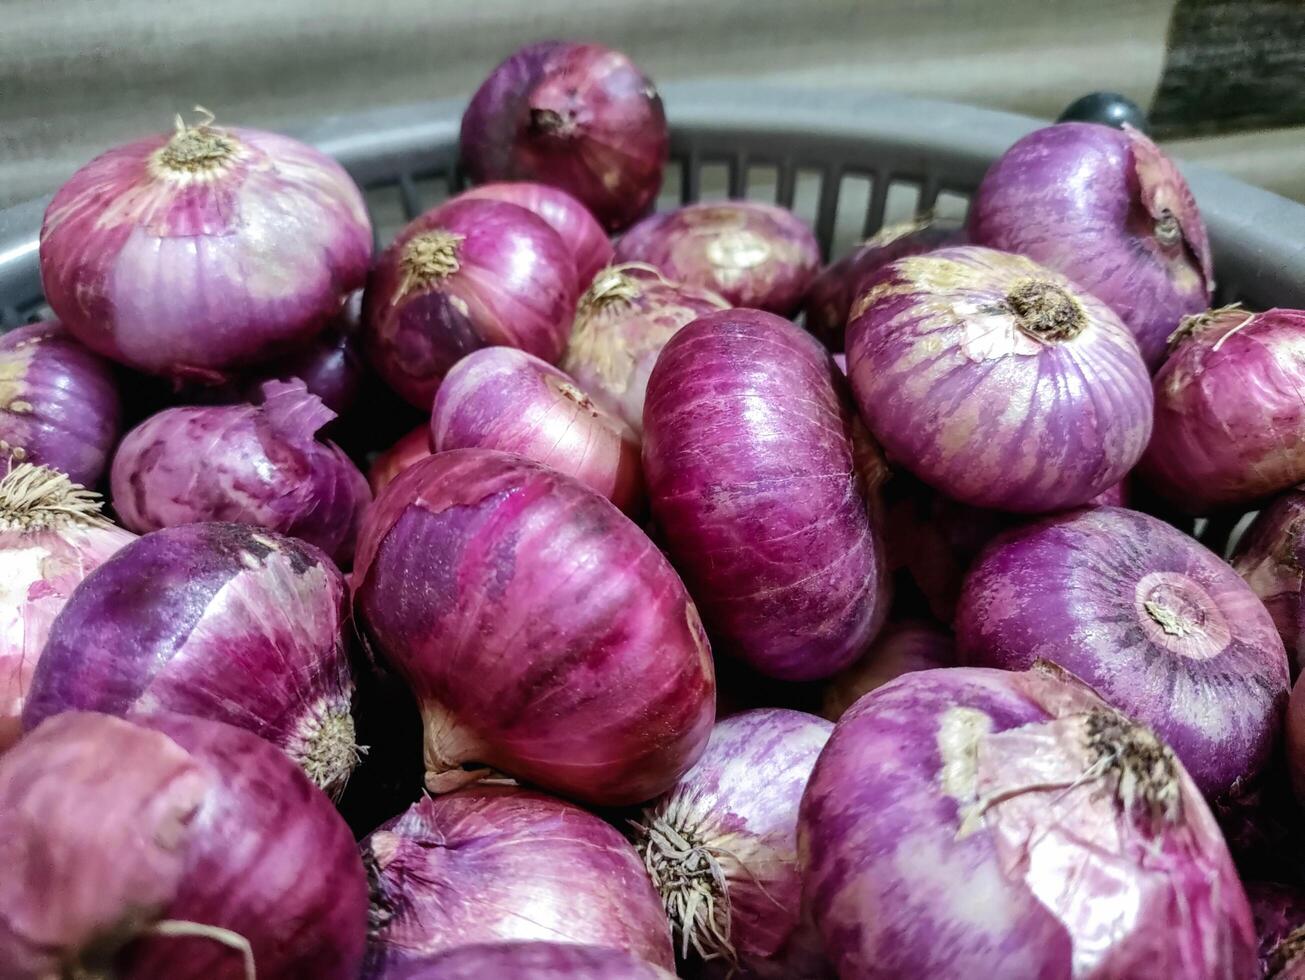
[[969, 122, 1212, 368], [378, 943, 677, 980], [1235, 489, 1305, 677], [352, 449, 714, 805], [369, 425, 433, 495], [431, 346, 642, 514], [363, 197, 577, 409], [362, 786, 673, 973], [821, 619, 955, 721], [956, 506, 1289, 798], [614, 202, 820, 315], [847, 246, 1153, 512], [110, 380, 371, 566], [460, 41, 668, 231], [562, 263, 729, 433], [1247, 882, 1305, 979], [39, 112, 371, 381], [24, 522, 359, 796], [798, 664, 1256, 978], [644, 309, 888, 681]]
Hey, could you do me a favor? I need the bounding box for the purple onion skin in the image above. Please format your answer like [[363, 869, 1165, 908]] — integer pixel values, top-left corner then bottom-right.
[[847, 246, 1153, 513], [956, 506, 1289, 798], [110, 380, 372, 566], [379, 943, 677, 980], [643, 309, 888, 681], [1247, 882, 1305, 979], [969, 122, 1212, 368], [460, 41, 668, 232], [40, 123, 372, 381], [798, 665, 1257, 979], [821, 619, 955, 721], [361, 787, 674, 974], [615, 202, 820, 315], [352, 449, 715, 806], [369, 425, 433, 496], [1235, 489, 1305, 678], [0, 711, 366, 979]]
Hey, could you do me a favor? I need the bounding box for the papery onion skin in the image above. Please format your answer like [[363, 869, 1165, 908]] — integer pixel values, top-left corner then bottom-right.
[[956, 506, 1289, 798], [431, 346, 643, 514], [847, 246, 1153, 512], [615, 202, 820, 315], [821, 620, 955, 721], [352, 449, 715, 806], [110, 380, 371, 566], [40, 119, 372, 380], [798, 665, 1256, 979], [0, 711, 366, 979], [363, 197, 577, 409], [379, 943, 678, 980], [361, 786, 673, 974], [460, 41, 668, 232], [969, 122, 1212, 368], [1246, 882, 1305, 979], [24, 522, 359, 797], [644, 309, 887, 681], [1234, 489, 1305, 678], [368, 426, 433, 496]]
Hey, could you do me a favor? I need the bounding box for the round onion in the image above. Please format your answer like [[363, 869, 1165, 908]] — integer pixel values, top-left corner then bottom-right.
[[969, 122, 1212, 368], [460, 41, 668, 231], [352, 449, 714, 805], [379, 943, 677, 980], [24, 522, 359, 797], [110, 380, 371, 566], [363, 197, 577, 409], [368, 425, 433, 495], [821, 619, 955, 721], [1247, 881, 1305, 979], [798, 664, 1256, 978], [614, 202, 819, 315], [847, 246, 1153, 512], [643, 309, 887, 681], [362, 786, 673, 974], [956, 505, 1289, 798], [1234, 488, 1305, 677], [431, 346, 642, 514], [39, 113, 371, 381]]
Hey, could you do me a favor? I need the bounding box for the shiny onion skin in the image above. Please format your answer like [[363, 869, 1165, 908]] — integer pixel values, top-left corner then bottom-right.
[[361, 787, 674, 974], [460, 41, 668, 231], [956, 506, 1289, 798], [379, 943, 677, 980], [1234, 489, 1305, 677], [363, 197, 577, 409], [643, 309, 887, 681], [798, 665, 1257, 979], [821, 619, 956, 721], [430, 346, 643, 514], [0, 712, 366, 979], [614, 202, 819, 315], [847, 246, 1153, 512], [352, 449, 715, 805], [969, 122, 1212, 368], [24, 522, 359, 797], [1247, 882, 1305, 979], [110, 380, 371, 567], [39, 116, 371, 381], [368, 425, 433, 496]]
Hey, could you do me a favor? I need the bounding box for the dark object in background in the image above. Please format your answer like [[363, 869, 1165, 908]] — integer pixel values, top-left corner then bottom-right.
[[1057, 91, 1150, 133]]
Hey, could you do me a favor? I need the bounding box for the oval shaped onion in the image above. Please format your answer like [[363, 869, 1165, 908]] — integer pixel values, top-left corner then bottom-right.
[[39, 115, 371, 380], [821, 619, 956, 721], [956, 506, 1289, 798], [1247, 881, 1305, 979], [969, 122, 1212, 368], [614, 202, 819, 315], [1233, 488, 1305, 677], [798, 665, 1256, 978], [380, 943, 677, 980], [352, 449, 715, 805], [362, 786, 673, 974], [643, 309, 887, 681], [847, 246, 1153, 512], [431, 346, 642, 514], [368, 425, 433, 496]]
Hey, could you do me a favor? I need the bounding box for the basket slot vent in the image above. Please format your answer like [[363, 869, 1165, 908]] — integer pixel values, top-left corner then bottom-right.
[[696, 161, 730, 202], [775, 161, 798, 210], [813, 165, 844, 259], [745, 164, 779, 204], [830, 173, 873, 259]]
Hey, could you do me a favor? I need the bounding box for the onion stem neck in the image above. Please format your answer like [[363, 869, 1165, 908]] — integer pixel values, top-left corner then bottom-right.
[[1006, 278, 1086, 342], [1084, 710, 1181, 828], [0, 463, 108, 532], [1144, 599, 1195, 637], [287, 695, 361, 800], [1269, 924, 1305, 979], [399, 231, 464, 294], [156, 108, 238, 175]]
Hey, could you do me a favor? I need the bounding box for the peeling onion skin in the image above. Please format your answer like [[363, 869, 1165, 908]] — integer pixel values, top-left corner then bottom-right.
[[969, 122, 1212, 369], [0, 711, 367, 979], [956, 506, 1289, 799], [352, 449, 715, 806], [1234, 489, 1305, 678], [361, 787, 674, 976], [847, 246, 1153, 513], [797, 665, 1256, 980], [643, 309, 888, 681], [379, 943, 678, 980], [1246, 882, 1305, 980], [368, 425, 433, 496], [821, 619, 955, 721]]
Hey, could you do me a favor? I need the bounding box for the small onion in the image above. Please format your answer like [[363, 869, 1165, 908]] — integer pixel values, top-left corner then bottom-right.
[[847, 246, 1153, 512], [24, 522, 359, 797], [431, 346, 642, 514], [378, 943, 677, 980], [821, 619, 955, 721], [460, 41, 668, 231], [956, 506, 1289, 798], [39, 113, 371, 380], [362, 786, 673, 974], [1234, 488, 1305, 677], [798, 664, 1256, 978], [368, 425, 433, 495], [614, 202, 820, 315], [363, 197, 578, 409], [1247, 881, 1305, 979], [969, 122, 1212, 368]]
